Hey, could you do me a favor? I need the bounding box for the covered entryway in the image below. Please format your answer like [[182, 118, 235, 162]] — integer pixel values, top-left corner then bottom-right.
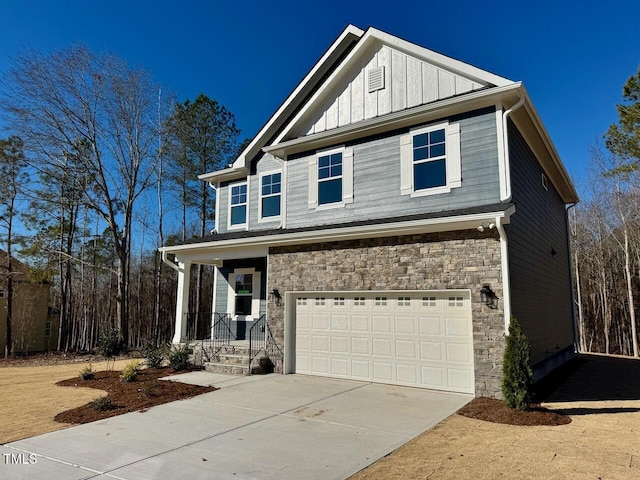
[[291, 291, 474, 394]]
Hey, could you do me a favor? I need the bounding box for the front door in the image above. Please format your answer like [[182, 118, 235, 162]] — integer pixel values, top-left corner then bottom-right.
[[228, 268, 261, 340]]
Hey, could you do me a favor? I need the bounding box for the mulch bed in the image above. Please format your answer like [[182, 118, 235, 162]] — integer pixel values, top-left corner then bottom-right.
[[54, 367, 216, 424], [457, 397, 571, 426]]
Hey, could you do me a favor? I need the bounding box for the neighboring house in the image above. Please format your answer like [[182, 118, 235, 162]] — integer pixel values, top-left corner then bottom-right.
[[160, 25, 578, 397], [0, 251, 57, 353]]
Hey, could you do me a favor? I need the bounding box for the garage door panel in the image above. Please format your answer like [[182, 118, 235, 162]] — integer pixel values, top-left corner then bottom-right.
[[419, 316, 443, 335], [351, 360, 370, 379], [373, 362, 393, 381], [351, 337, 370, 355], [295, 291, 473, 394], [372, 316, 392, 333], [330, 315, 349, 330], [331, 336, 349, 353], [420, 341, 444, 361], [372, 338, 392, 356], [396, 364, 418, 384], [312, 335, 329, 352], [395, 339, 417, 359]]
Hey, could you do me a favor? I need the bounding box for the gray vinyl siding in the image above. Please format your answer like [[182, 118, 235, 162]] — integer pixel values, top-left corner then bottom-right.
[[505, 121, 574, 366], [285, 108, 500, 228], [214, 267, 229, 313], [217, 185, 229, 233]]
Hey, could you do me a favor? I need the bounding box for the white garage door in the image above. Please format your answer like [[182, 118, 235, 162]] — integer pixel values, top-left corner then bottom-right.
[[294, 291, 474, 394]]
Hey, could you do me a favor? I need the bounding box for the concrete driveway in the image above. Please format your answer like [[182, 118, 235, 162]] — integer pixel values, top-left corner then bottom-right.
[[3, 373, 471, 479]]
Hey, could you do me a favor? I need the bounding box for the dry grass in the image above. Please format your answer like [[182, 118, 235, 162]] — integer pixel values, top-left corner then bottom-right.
[[0, 359, 136, 444]]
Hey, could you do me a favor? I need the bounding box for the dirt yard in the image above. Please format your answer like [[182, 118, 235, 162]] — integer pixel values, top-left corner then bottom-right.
[[0, 358, 137, 443], [351, 354, 640, 480]]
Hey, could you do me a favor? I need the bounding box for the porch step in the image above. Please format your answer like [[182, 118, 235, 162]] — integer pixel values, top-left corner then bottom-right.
[[205, 362, 251, 375]]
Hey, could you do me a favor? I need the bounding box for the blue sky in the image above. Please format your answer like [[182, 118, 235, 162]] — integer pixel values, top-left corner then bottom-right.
[[1, 0, 639, 197]]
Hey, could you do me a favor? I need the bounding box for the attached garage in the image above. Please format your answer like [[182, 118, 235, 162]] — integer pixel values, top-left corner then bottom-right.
[[287, 291, 474, 394]]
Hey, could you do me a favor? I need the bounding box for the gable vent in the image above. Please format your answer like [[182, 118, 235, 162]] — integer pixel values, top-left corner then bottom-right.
[[368, 66, 385, 93]]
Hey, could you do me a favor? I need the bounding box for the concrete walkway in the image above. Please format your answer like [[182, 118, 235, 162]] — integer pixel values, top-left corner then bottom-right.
[[3, 373, 470, 480]]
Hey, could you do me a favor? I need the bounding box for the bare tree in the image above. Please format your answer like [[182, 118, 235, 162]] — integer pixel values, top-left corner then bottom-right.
[[2, 46, 161, 346]]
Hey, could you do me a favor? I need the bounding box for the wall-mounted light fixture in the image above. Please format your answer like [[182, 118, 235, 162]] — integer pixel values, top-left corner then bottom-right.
[[270, 289, 282, 306], [476, 223, 495, 232], [480, 284, 498, 309]]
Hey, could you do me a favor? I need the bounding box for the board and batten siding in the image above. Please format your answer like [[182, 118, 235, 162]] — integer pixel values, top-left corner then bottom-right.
[[285, 108, 500, 228], [504, 121, 574, 366], [294, 43, 487, 138]]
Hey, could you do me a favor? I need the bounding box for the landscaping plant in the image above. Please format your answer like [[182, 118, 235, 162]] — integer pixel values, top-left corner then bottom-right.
[[120, 360, 140, 382], [143, 343, 167, 369], [168, 343, 193, 371], [78, 363, 94, 380], [98, 328, 124, 371], [502, 317, 534, 410]]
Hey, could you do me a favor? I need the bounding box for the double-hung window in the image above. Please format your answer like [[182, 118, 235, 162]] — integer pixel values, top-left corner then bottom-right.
[[260, 172, 281, 219], [318, 152, 343, 205], [229, 182, 248, 228], [400, 121, 461, 197], [308, 146, 354, 209]]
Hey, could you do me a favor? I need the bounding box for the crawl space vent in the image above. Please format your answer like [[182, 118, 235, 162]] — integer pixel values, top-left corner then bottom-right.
[[368, 66, 385, 93]]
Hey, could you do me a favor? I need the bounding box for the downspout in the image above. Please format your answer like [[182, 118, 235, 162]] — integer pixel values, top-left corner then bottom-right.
[[208, 182, 219, 234], [565, 202, 579, 353], [495, 217, 512, 333], [500, 94, 526, 202], [161, 250, 180, 272], [497, 94, 525, 332]]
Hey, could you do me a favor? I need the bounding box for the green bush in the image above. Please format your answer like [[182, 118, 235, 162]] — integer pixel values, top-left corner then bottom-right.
[[98, 328, 124, 363], [91, 396, 112, 411], [143, 343, 167, 369], [120, 360, 140, 382], [502, 317, 534, 410], [142, 380, 160, 398], [168, 343, 193, 371], [79, 363, 95, 380]]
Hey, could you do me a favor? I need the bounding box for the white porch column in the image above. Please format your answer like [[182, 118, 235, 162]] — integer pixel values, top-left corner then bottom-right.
[[173, 261, 191, 344]]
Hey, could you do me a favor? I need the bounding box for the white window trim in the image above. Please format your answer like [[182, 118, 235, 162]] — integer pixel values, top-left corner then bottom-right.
[[400, 120, 462, 197], [258, 169, 282, 222], [227, 267, 261, 320], [227, 180, 249, 231], [308, 145, 354, 210]]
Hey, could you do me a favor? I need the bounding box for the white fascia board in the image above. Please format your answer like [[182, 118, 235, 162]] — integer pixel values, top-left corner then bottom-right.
[[265, 83, 522, 158], [225, 25, 364, 172], [272, 28, 513, 146], [368, 28, 513, 87], [198, 166, 249, 184], [159, 206, 515, 258]]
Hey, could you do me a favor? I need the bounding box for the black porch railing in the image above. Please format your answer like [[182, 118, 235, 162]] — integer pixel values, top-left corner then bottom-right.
[[248, 315, 283, 374], [187, 312, 235, 364]]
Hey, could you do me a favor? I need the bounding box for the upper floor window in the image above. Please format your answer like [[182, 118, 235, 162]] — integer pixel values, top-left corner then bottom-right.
[[308, 146, 354, 210], [318, 152, 342, 205], [229, 182, 248, 228], [413, 128, 446, 190], [400, 121, 461, 197], [260, 172, 282, 219]]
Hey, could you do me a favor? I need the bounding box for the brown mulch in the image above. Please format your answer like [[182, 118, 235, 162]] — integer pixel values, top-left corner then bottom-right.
[[54, 367, 216, 424], [0, 350, 139, 368], [457, 397, 571, 426]]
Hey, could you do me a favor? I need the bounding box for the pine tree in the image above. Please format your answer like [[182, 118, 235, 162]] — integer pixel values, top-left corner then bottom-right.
[[502, 317, 534, 410]]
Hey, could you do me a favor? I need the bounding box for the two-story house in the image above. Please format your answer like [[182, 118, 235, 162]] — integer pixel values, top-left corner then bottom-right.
[[160, 25, 578, 397]]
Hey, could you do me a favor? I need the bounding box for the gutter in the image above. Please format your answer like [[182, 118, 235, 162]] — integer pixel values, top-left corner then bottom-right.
[[495, 216, 512, 333], [161, 250, 180, 272]]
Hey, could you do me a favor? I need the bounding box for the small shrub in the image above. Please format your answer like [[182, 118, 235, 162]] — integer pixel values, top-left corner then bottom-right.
[[120, 360, 140, 382], [91, 396, 112, 411], [168, 343, 193, 371], [98, 328, 124, 370], [79, 363, 95, 380], [142, 380, 160, 398], [143, 343, 167, 369], [502, 317, 534, 410]]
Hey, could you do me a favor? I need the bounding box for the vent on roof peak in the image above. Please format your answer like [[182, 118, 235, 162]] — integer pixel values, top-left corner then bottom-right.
[[368, 66, 385, 93]]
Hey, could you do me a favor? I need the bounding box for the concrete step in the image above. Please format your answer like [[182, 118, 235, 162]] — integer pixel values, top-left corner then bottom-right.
[[205, 363, 250, 375], [215, 353, 250, 365]]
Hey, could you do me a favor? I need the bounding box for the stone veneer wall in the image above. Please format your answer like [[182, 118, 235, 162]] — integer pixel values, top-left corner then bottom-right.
[[266, 230, 505, 397]]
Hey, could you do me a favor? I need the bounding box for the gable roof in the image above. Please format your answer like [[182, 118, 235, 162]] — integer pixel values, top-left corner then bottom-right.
[[200, 25, 578, 204]]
